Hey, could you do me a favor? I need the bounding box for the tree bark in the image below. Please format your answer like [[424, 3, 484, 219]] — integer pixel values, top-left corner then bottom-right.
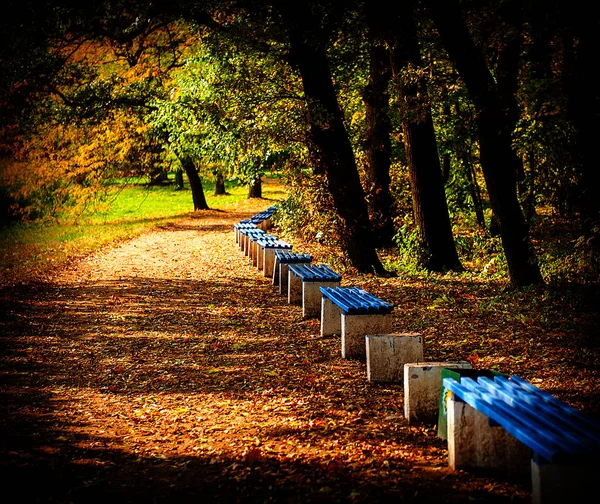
[[429, 0, 543, 286], [175, 169, 184, 189], [278, 1, 388, 275], [362, 10, 396, 247], [214, 172, 226, 195], [248, 177, 262, 198], [177, 155, 209, 210], [562, 19, 600, 253], [389, 1, 462, 271]]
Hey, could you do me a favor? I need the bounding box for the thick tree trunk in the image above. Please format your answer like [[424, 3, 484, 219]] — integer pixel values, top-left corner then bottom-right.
[[248, 177, 262, 198], [175, 169, 184, 189], [429, 0, 543, 286], [279, 1, 388, 275], [214, 172, 226, 195], [390, 1, 462, 271], [362, 24, 395, 247], [461, 151, 486, 229], [177, 156, 209, 211], [562, 22, 600, 252]]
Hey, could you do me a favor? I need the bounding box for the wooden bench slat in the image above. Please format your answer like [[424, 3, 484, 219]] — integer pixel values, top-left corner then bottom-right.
[[289, 263, 341, 282], [459, 378, 590, 457], [320, 286, 392, 315], [275, 250, 312, 263], [508, 376, 600, 435], [479, 376, 600, 448], [444, 378, 564, 462], [445, 376, 600, 463]]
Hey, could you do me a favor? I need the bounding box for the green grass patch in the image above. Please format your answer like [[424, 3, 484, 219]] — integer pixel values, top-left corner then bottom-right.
[[0, 175, 287, 282]]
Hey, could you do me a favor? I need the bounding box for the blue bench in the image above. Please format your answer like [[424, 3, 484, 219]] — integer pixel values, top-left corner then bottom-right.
[[287, 264, 342, 318], [272, 251, 312, 293], [234, 221, 256, 245], [319, 286, 393, 359], [254, 235, 292, 277], [240, 228, 266, 257], [442, 374, 600, 503]]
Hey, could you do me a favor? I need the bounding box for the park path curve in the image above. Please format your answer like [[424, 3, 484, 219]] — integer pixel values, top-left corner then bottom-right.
[[0, 208, 530, 503]]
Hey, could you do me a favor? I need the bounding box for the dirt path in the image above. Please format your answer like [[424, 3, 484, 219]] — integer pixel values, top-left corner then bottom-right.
[[1, 209, 534, 503]]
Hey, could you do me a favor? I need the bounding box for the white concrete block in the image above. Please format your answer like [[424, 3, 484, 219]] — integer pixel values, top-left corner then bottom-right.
[[341, 313, 392, 360], [320, 296, 342, 337], [404, 361, 471, 424], [278, 263, 289, 295], [302, 281, 341, 319], [447, 394, 531, 477], [263, 248, 276, 277], [531, 458, 596, 504], [288, 268, 302, 305], [366, 333, 423, 383]]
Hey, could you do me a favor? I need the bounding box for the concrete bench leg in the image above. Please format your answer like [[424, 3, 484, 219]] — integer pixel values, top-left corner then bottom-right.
[[320, 296, 342, 336], [288, 269, 302, 305], [256, 244, 265, 270], [446, 394, 531, 478], [272, 257, 280, 286], [263, 248, 279, 278], [341, 314, 391, 360], [278, 263, 289, 295], [302, 281, 340, 319], [365, 333, 423, 383], [531, 459, 596, 504], [403, 361, 471, 424]]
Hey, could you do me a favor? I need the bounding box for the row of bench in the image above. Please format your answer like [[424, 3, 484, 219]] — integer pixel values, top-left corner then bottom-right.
[[235, 213, 395, 360], [232, 207, 599, 504]]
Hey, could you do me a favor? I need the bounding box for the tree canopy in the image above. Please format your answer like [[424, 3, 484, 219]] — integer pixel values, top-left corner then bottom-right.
[[1, 0, 598, 285]]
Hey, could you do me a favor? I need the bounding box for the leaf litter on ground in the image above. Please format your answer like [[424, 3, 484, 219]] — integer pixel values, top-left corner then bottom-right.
[[1, 205, 599, 503]]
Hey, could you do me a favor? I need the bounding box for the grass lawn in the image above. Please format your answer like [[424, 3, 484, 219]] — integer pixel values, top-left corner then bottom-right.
[[0, 175, 287, 284]]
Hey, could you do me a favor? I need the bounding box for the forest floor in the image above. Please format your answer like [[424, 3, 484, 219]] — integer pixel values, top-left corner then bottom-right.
[[1, 193, 599, 503]]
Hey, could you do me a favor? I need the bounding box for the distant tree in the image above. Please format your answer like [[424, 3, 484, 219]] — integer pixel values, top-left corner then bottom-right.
[[387, 1, 462, 272], [362, 4, 396, 248]]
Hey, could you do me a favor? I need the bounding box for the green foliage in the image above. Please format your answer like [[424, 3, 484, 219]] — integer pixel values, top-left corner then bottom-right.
[[391, 219, 425, 275], [273, 169, 341, 246]]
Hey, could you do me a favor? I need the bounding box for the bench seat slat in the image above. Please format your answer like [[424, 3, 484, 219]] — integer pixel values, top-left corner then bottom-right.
[[478, 377, 600, 449], [321, 287, 362, 313], [289, 263, 341, 282], [444, 378, 564, 462], [495, 377, 600, 447], [326, 287, 371, 314], [349, 287, 393, 313], [275, 250, 312, 263], [459, 378, 590, 457], [320, 286, 393, 315], [336, 288, 384, 314], [507, 376, 600, 434]]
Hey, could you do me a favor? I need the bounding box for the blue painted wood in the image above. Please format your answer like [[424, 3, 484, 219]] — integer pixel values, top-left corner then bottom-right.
[[319, 286, 393, 315], [288, 263, 341, 282], [443, 375, 600, 464], [275, 250, 312, 264], [255, 234, 291, 249]]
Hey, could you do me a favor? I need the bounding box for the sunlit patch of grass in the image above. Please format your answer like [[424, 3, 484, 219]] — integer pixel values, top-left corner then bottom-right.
[[0, 175, 287, 283]]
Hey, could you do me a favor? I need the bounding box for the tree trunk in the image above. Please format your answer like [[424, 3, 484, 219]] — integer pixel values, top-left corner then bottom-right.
[[175, 169, 184, 189], [177, 155, 209, 210], [562, 21, 600, 253], [362, 10, 396, 247], [214, 172, 226, 195], [389, 1, 462, 272], [429, 0, 543, 286], [279, 1, 388, 275], [461, 151, 486, 229], [248, 177, 262, 198]]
